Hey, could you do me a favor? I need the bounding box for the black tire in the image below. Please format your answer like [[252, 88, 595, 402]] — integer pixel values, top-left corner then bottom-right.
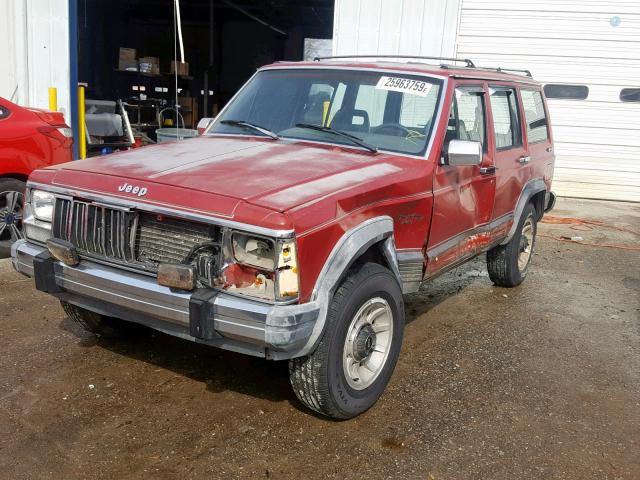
[[61, 301, 127, 338], [487, 202, 537, 287], [289, 262, 404, 419], [0, 178, 26, 258]]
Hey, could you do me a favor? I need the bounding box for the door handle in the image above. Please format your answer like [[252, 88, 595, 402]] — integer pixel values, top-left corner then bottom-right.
[[480, 166, 496, 175], [545, 146, 553, 153], [518, 155, 530, 164]]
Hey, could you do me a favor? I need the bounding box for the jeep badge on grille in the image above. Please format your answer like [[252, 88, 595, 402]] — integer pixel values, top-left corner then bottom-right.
[[117, 182, 148, 197]]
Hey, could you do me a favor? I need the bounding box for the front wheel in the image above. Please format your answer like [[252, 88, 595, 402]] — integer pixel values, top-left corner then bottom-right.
[[487, 202, 537, 287], [61, 301, 128, 338], [289, 262, 404, 419]]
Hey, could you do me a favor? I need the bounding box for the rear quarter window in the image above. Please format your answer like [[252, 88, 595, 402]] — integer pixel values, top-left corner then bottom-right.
[[520, 89, 549, 143]]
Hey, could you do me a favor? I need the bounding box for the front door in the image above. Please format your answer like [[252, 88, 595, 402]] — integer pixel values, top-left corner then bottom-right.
[[426, 82, 496, 277]]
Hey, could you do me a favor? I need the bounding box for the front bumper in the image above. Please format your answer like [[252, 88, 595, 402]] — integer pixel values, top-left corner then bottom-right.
[[12, 240, 319, 360]]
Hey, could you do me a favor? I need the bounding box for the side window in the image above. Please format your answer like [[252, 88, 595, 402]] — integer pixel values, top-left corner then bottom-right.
[[445, 87, 486, 150], [543, 84, 588, 100], [489, 87, 522, 150], [520, 89, 549, 143], [620, 88, 640, 103]]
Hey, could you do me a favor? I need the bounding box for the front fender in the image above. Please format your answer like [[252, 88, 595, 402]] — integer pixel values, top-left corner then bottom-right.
[[268, 216, 399, 359]]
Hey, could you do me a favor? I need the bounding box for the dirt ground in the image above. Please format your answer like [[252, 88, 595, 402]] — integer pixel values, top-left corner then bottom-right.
[[0, 198, 638, 480]]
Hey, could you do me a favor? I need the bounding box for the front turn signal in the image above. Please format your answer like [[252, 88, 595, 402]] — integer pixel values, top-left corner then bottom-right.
[[158, 263, 196, 290], [47, 239, 79, 266]]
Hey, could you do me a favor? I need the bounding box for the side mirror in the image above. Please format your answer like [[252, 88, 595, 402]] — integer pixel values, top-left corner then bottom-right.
[[197, 117, 215, 135], [446, 139, 482, 166]]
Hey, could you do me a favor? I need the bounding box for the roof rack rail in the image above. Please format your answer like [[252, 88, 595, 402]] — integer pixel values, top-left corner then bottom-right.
[[479, 66, 533, 78], [313, 55, 476, 68]]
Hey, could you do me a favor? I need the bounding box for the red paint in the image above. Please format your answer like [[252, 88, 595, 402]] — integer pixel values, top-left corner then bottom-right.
[[0, 97, 72, 180], [25, 62, 554, 302]]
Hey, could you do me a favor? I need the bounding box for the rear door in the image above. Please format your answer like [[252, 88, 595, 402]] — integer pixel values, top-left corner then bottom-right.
[[520, 88, 555, 190], [487, 85, 529, 219]]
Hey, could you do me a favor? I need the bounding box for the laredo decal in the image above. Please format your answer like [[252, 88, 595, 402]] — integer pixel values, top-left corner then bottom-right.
[[117, 182, 148, 197]]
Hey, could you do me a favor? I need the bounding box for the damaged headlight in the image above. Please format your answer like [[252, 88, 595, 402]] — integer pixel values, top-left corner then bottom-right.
[[219, 232, 299, 302], [232, 233, 276, 270]]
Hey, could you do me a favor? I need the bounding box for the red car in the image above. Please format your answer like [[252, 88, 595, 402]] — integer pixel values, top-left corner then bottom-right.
[[0, 97, 73, 256], [12, 57, 555, 418]]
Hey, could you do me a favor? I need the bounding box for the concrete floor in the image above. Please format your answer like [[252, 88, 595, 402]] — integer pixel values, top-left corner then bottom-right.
[[0, 198, 638, 480]]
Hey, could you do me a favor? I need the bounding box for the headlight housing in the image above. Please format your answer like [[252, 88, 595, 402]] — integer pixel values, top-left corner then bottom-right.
[[232, 232, 276, 270], [23, 189, 54, 244], [218, 232, 299, 302], [31, 190, 55, 222]]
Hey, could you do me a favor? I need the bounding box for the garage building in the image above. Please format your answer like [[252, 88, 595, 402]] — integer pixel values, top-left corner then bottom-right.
[[333, 0, 640, 202], [1, 0, 638, 202]]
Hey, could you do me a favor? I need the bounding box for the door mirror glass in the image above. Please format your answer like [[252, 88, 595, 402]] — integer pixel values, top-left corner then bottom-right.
[[197, 117, 215, 135], [447, 139, 482, 166]]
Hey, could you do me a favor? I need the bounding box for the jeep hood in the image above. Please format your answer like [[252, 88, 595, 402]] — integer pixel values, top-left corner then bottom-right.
[[44, 135, 407, 213]]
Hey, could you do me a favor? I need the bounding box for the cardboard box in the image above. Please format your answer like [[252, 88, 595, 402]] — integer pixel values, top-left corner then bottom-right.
[[118, 59, 138, 71], [177, 96, 198, 128], [119, 47, 136, 60], [139, 56, 160, 75], [170, 61, 189, 76], [118, 47, 138, 71]]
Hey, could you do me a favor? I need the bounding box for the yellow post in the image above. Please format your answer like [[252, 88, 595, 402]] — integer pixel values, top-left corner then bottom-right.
[[48, 87, 58, 111], [77, 85, 87, 159], [322, 100, 330, 126]]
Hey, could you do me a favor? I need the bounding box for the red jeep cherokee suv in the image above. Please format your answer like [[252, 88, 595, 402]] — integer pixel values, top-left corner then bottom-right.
[[12, 57, 555, 418]]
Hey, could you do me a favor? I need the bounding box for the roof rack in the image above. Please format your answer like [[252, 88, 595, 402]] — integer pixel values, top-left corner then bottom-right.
[[313, 55, 476, 68], [479, 66, 533, 78]]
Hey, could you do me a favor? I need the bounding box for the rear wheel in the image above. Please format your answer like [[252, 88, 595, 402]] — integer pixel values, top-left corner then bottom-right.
[[0, 179, 26, 257], [289, 262, 404, 419], [487, 202, 537, 287]]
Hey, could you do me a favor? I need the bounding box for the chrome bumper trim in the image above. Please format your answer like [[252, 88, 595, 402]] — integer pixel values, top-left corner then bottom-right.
[[12, 240, 318, 359]]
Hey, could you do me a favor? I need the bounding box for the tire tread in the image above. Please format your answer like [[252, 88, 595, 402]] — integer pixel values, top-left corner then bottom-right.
[[289, 263, 399, 418], [487, 203, 537, 287]]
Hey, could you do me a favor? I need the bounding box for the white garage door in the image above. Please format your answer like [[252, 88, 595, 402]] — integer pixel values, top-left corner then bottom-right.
[[456, 0, 640, 202]]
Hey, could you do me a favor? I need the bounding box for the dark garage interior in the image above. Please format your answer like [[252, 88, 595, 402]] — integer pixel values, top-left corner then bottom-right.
[[75, 0, 333, 144]]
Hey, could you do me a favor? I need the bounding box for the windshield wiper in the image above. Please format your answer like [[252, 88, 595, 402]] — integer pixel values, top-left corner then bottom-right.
[[295, 123, 378, 153], [220, 120, 279, 140]]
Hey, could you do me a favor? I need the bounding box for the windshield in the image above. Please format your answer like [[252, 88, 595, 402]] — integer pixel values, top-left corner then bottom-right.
[[210, 68, 443, 156]]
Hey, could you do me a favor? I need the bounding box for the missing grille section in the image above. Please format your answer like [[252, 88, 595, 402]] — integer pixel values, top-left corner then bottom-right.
[[135, 213, 221, 267]]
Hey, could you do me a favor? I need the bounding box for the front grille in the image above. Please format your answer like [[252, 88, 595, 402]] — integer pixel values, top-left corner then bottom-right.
[[52, 198, 220, 272]]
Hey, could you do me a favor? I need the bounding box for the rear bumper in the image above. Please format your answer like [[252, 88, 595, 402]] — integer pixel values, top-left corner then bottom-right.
[[11, 240, 318, 360]]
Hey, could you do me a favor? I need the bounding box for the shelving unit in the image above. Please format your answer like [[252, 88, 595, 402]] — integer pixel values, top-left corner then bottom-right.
[[114, 68, 197, 140]]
